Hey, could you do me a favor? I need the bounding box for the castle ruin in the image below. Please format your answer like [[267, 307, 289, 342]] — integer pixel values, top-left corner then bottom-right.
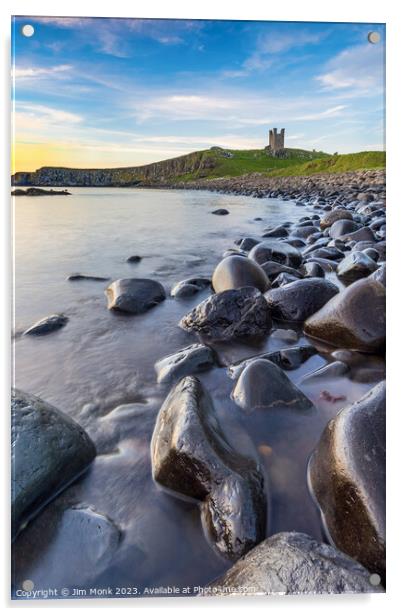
[[267, 128, 285, 156]]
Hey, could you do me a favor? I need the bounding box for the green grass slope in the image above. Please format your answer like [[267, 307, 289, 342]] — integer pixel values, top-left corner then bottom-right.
[[174, 148, 384, 182], [265, 151, 386, 178]]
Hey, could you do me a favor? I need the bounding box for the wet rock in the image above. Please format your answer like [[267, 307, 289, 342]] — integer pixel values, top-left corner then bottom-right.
[[231, 359, 313, 413], [105, 278, 166, 314], [329, 219, 360, 239], [337, 251, 378, 284], [212, 255, 270, 293], [271, 273, 300, 287], [154, 343, 215, 384], [203, 532, 381, 595], [304, 257, 338, 272], [270, 328, 298, 343], [211, 208, 229, 215], [126, 255, 142, 263], [179, 287, 272, 342], [369, 263, 386, 287], [300, 262, 325, 278], [227, 345, 317, 379], [171, 277, 210, 298], [304, 278, 385, 353], [300, 360, 350, 384], [362, 247, 380, 262], [262, 225, 289, 238], [51, 507, 121, 584], [23, 314, 68, 336], [260, 261, 302, 281], [290, 226, 317, 240], [249, 240, 302, 269], [304, 247, 344, 261], [151, 376, 266, 560], [238, 237, 259, 251], [11, 389, 96, 539], [338, 226, 376, 243], [265, 278, 339, 322], [67, 273, 109, 281], [320, 209, 353, 230], [309, 382, 385, 580]]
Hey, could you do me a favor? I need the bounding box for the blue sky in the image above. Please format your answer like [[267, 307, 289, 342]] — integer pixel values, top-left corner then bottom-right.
[[12, 17, 385, 171]]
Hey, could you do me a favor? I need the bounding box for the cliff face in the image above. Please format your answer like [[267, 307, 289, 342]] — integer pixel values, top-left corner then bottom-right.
[[11, 150, 216, 187]]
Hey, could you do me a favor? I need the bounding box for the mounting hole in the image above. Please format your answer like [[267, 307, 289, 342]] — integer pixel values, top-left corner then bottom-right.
[[22, 24, 35, 38], [369, 573, 381, 586], [22, 579, 34, 591], [368, 31, 380, 44]]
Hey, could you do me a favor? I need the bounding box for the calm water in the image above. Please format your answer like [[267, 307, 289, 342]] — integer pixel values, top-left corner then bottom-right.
[[12, 188, 381, 597]]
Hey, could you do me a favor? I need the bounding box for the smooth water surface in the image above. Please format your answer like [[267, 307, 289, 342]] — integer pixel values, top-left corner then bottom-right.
[[12, 188, 382, 596]]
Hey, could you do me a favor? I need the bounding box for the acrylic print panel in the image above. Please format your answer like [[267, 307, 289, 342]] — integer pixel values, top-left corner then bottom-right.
[[11, 16, 385, 600]]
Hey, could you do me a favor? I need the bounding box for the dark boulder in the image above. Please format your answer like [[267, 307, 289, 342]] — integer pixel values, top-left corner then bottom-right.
[[126, 255, 142, 263], [11, 389, 96, 539], [304, 278, 385, 353], [260, 261, 302, 281], [151, 376, 266, 560], [265, 278, 339, 322], [171, 277, 210, 298], [249, 240, 302, 269], [329, 219, 360, 239], [369, 263, 386, 287], [338, 226, 376, 243], [262, 225, 289, 238], [290, 225, 317, 240], [211, 208, 229, 215], [231, 359, 313, 412], [212, 255, 270, 293], [105, 278, 166, 314], [309, 382, 385, 580], [67, 273, 109, 281], [202, 532, 382, 595], [271, 273, 300, 287], [320, 209, 353, 230], [337, 251, 378, 284], [300, 262, 325, 278], [154, 343, 215, 384], [23, 314, 68, 336], [179, 287, 272, 342], [237, 237, 260, 251]]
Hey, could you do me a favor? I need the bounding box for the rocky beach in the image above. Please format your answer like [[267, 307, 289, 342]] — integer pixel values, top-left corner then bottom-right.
[[12, 170, 385, 597]]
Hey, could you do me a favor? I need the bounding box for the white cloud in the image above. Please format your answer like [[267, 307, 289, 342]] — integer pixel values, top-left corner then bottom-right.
[[242, 29, 326, 73], [316, 44, 385, 93], [295, 105, 348, 121], [15, 104, 83, 131], [12, 64, 72, 79]]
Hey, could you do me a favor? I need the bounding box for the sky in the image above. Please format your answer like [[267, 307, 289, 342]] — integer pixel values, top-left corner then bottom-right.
[[11, 17, 385, 172]]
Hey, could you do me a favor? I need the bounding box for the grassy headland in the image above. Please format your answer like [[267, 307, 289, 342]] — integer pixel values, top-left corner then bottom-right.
[[12, 148, 385, 188]]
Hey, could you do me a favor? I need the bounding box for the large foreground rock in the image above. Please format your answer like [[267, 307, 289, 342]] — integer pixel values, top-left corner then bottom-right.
[[11, 389, 96, 539], [202, 532, 382, 595], [154, 343, 215, 384], [151, 377, 266, 560], [249, 240, 302, 268], [105, 278, 166, 314], [212, 255, 270, 293], [179, 287, 272, 342], [231, 359, 313, 413], [304, 278, 385, 353], [309, 382, 385, 580], [265, 278, 339, 322]]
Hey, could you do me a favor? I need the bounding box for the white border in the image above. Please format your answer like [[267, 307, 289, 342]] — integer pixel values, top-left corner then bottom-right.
[[2, 1, 401, 613]]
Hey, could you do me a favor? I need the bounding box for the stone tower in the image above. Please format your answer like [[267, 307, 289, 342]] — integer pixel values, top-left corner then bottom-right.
[[268, 128, 285, 155]]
